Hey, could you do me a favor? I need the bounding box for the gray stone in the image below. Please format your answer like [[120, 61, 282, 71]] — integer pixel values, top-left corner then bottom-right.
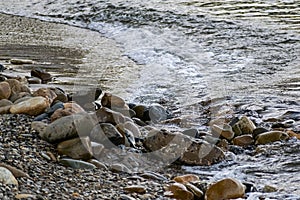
[[59, 158, 96, 169], [57, 137, 92, 160], [0, 167, 18, 185], [0, 99, 13, 107], [90, 123, 124, 147]]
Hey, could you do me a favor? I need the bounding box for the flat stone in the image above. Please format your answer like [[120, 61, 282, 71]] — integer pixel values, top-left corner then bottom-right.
[[88, 159, 108, 170], [10, 96, 50, 116], [0, 163, 28, 178], [10, 58, 34, 64], [59, 158, 96, 169], [15, 194, 36, 199], [0, 166, 18, 185], [124, 185, 146, 194], [173, 174, 200, 184], [205, 178, 245, 200], [233, 135, 254, 147], [255, 131, 289, 145], [0, 81, 11, 100], [110, 163, 132, 173], [57, 137, 93, 160]]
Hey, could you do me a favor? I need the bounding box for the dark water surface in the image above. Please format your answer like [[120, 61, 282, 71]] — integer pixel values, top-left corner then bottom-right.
[[0, 0, 299, 199]]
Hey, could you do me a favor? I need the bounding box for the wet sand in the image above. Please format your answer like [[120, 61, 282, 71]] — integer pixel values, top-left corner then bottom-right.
[[0, 13, 139, 96]]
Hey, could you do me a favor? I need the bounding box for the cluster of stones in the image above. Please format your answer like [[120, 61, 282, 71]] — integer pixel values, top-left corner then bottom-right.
[[1, 63, 299, 199]]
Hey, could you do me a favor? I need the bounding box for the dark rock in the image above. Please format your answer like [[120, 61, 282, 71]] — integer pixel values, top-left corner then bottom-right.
[[233, 135, 254, 147], [27, 77, 42, 84], [0, 64, 6, 72], [182, 128, 198, 138], [52, 87, 68, 103], [252, 127, 269, 139], [101, 92, 126, 109], [90, 123, 124, 147], [96, 107, 131, 125], [31, 68, 52, 83], [10, 58, 33, 65], [148, 104, 168, 123]]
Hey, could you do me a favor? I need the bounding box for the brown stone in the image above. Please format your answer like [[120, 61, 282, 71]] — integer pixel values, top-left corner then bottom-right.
[[50, 103, 85, 122], [0, 82, 11, 100], [10, 58, 34, 65], [233, 135, 254, 146], [5, 79, 22, 94], [232, 116, 256, 135], [287, 130, 300, 140], [211, 123, 235, 140], [101, 92, 126, 109], [205, 178, 245, 200], [255, 131, 289, 145], [173, 174, 200, 184], [124, 185, 146, 194], [33, 88, 57, 105], [10, 96, 50, 116], [52, 87, 68, 103], [96, 107, 132, 125], [164, 183, 194, 200], [57, 137, 92, 160], [0, 163, 29, 178]]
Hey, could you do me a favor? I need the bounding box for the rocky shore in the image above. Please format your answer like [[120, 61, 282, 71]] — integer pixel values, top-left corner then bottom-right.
[[0, 13, 299, 200]]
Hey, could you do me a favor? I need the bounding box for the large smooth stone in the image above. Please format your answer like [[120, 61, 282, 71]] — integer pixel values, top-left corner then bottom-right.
[[118, 121, 141, 138], [232, 116, 256, 135], [90, 123, 124, 147], [33, 88, 57, 105], [5, 79, 22, 94], [0, 167, 18, 185], [0, 99, 13, 107], [0, 82, 11, 100], [10, 96, 50, 116], [101, 92, 126, 109], [57, 137, 92, 160], [59, 158, 96, 169], [32, 113, 97, 143], [0, 105, 12, 114], [205, 178, 245, 200], [52, 87, 68, 103], [211, 123, 235, 140], [173, 174, 200, 184], [148, 104, 168, 123], [255, 131, 289, 145], [164, 183, 194, 200], [50, 102, 85, 122], [233, 135, 254, 146]]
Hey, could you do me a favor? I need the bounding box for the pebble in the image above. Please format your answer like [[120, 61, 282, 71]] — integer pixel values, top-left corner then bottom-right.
[[0, 167, 18, 185], [10, 58, 34, 64], [124, 185, 146, 194]]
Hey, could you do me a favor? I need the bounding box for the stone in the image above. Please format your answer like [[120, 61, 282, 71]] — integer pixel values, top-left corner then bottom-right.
[[20, 84, 31, 93], [119, 194, 136, 200], [211, 123, 235, 140], [232, 116, 256, 135], [96, 107, 132, 125], [10, 93, 31, 103], [180, 140, 225, 166], [115, 125, 136, 147], [31, 68, 52, 83], [287, 130, 300, 140], [10, 96, 50, 116], [263, 185, 277, 193], [205, 178, 245, 200], [132, 105, 148, 120], [52, 87, 68, 103], [110, 163, 132, 173], [90, 123, 124, 147], [164, 183, 194, 200], [33, 88, 57, 105], [27, 77, 42, 84], [182, 128, 198, 138], [15, 194, 36, 199], [233, 135, 254, 146], [185, 183, 204, 199], [0, 105, 11, 114], [122, 121, 141, 138], [32, 113, 97, 143], [173, 174, 200, 184], [0, 99, 13, 107], [252, 127, 269, 139], [148, 104, 168, 123], [57, 137, 93, 160], [255, 131, 289, 145], [10, 58, 34, 65], [0, 167, 18, 185], [101, 92, 126, 109], [0, 64, 5, 72], [5, 79, 22, 94], [0, 81, 11, 100], [90, 142, 105, 158], [0, 163, 28, 178], [88, 159, 108, 170], [59, 158, 96, 169], [124, 185, 146, 194], [140, 172, 168, 181], [50, 102, 85, 122]]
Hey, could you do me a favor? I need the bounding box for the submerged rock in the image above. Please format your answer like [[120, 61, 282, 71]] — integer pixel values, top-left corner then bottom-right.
[[205, 178, 245, 200], [10, 96, 50, 116]]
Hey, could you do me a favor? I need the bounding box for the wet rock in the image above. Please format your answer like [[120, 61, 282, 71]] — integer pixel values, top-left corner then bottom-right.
[[27, 77, 42, 84], [32, 113, 97, 143], [10, 96, 50, 116], [10, 58, 34, 64], [0, 64, 5, 72], [0, 167, 18, 185], [148, 104, 168, 123], [252, 127, 269, 139], [0, 81, 11, 100], [110, 163, 132, 173], [255, 131, 289, 145], [0, 163, 28, 178], [90, 123, 124, 147], [96, 107, 131, 125], [101, 92, 126, 109], [59, 158, 96, 169], [124, 185, 146, 194], [0, 75, 7, 81], [205, 178, 245, 200], [132, 105, 148, 120], [0, 105, 12, 114], [185, 183, 204, 199], [216, 139, 229, 151], [180, 139, 225, 166], [173, 174, 200, 184], [233, 135, 254, 147], [0, 99, 13, 107], [164, 183, 194, 200], [132, 117, 147, 126], [31, 68, 52, 83], [211, 123, 235, 140], [263, 185, 277, 193], [33, 88, 57, 105], [57, 137, 93, 160], [232, 116, 256, 135]]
